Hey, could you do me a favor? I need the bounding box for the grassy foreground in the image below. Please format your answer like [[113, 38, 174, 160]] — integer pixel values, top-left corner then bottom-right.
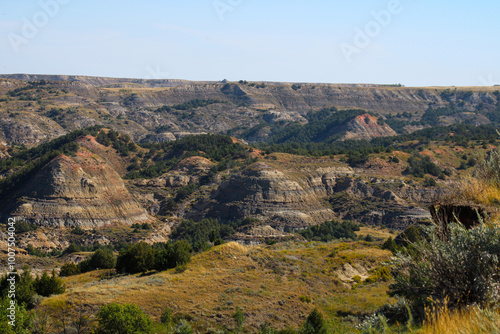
[[41, 240, 394, 332]]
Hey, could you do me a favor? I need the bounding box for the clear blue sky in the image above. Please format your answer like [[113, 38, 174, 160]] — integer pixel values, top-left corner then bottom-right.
[[1, 0, 499, 86]]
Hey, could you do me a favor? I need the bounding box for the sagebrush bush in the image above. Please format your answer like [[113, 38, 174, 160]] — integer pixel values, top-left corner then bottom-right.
[[389, 222, 500, 318], [474, 147, 500, 187]]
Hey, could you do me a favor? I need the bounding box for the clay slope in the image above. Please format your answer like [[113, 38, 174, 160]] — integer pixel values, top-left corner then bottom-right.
[[0, 76, 498, 146], [192, 162, 336, 230], [187, 155, 434, 230], [9, 149, 150, 228], [342, 113, 397, 141]]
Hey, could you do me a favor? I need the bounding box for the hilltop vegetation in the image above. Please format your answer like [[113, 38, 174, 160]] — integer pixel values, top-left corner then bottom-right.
[[0, 126, 104, 197], [265, 107, 369, 143], [126, 134, 253, 179]]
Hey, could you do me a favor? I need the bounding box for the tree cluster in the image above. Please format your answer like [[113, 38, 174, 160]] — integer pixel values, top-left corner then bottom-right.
[[116, 241, 192, 274], [299, 220, 360, 242], [96, 129, 136, 156], [0, 266, 65, 307], [404, 154, 444, 178], [127, 134, 249, 179]]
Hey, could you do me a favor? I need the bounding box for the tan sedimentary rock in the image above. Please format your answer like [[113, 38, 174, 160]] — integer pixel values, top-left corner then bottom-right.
[[10, 149, 150, 228]]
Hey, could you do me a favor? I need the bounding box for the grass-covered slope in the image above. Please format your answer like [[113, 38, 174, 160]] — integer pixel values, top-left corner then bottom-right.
[[43, 240, 393, 332]]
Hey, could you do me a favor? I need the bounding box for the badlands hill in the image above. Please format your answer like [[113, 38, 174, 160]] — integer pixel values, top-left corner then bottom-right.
[[0, 75, 498, 146], [0, 75, 498, 249]]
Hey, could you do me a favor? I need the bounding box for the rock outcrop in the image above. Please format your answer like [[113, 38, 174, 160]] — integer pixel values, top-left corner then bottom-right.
[[8, 150, 150, 228], [193, 163, 336, 231], [0, 76, 498, 146], [189, 161, 433, 230], [342, 114, 397, 141]]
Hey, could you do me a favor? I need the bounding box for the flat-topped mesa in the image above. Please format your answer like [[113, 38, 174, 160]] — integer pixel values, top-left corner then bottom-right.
[[10, 151, 150, 228]]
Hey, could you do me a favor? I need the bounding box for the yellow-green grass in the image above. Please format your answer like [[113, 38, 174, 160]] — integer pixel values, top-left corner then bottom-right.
[[42, 241, 393, 331], [356, 226, 395, 240], [421, 306, 500, 334]]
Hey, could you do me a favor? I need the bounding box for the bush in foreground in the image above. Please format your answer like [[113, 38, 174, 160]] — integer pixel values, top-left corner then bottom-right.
[[389, 222, 500, 318], [96, 303, 153, 334]]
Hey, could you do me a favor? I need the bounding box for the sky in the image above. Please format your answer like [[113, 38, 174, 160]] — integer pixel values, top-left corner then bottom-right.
[[0, 0, 499, 86]]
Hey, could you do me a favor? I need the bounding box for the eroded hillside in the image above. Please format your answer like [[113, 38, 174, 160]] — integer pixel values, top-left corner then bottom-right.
[[0, 75, 498, 146]]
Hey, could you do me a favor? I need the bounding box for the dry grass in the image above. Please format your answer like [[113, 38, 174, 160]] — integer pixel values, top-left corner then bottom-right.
[[422, 305, 500, 334], [356, 226, 395, 240], [41, 241, 393, 331], [442, 147, 500, 222], [452, 176, 500, 207]]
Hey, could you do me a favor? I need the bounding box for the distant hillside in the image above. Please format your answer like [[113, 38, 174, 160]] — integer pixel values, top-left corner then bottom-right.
[[0, 74, 193, 88], [261, 107, 397, 143], [0, 75, 498, 146]]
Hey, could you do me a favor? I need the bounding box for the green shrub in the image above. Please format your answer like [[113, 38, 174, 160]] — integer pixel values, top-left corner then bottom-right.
[[364, 267, 391, 284], [381, 237, 398, 253], [258, 322, 277, 334], [89, 249, 116, 270], [12, 220, 37, 233], [34, 270, 65, 297], [389, 222, 500, 318], [405, 154, 444, 178], [63, 243, 81, 254], [174, 184, 199, 202], [302, 308, 327, 334], [232, 307, 246, 333], [423, 176, 437, 187], [172, 319, 193, 334], [0, 297, 33, 333], [116, 242, 155, 274], [171, 218, 242, 252], [70, 226, 85, 235], [160, 307, 173, 325], [59, 262, 80, 277], [0, 266, 35, 306], [96, 303, 153, 334], [154, 240, 192, 271], [299, 295, 312, 303], [364, 234, 374, 242], [79, 248, 116, 273], [299, 220, 360, 242]]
